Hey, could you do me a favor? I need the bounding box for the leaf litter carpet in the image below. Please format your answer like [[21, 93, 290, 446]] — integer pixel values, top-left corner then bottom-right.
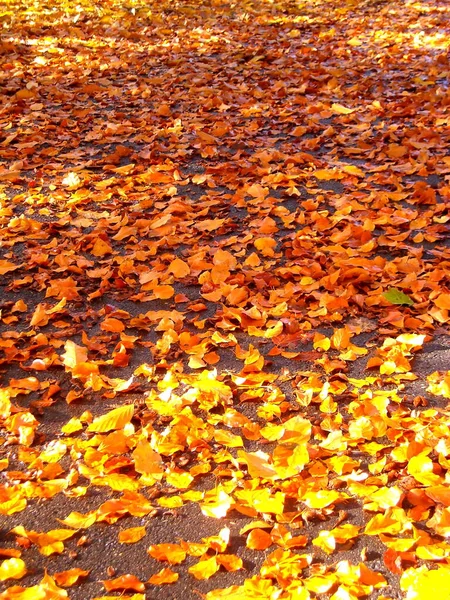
[[0, 0, 450, 598]]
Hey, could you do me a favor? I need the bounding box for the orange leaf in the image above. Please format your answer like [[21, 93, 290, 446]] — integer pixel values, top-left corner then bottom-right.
[[91, 238, 113, 256], [168, 258, 190, 278], [226, 287, 248, 306], [30, 303, 49, 327], [118, 527, 146, 544], [148, 567, 179, 584], [147, 543, 187, 564], [387, 144, 407, 159], [246, 529, 272, 550], [103, 574, 145, 592], [313, 169, 339, 180], [153, 285, 174, 299], [61, 340, 99, 380], [0, 260, 19, 275], [53, 568, 90, 587], [195, 218, 225, 232], [254, 237, 276, 257], [216, 554, 243, 572], [238, 450, 278, 480], [132, 439, 164, 477], [434, 293, 450, 309], [244, 252, 261, 267], [331, 327, 351, 350], [101, 317, 125, 332], [426, 485, 450, 506]]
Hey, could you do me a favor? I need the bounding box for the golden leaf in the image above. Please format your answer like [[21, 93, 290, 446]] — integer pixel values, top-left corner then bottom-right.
[[87, 404, 134, 433], [0, 557, 27, 581], [188, 556, 219, 580]]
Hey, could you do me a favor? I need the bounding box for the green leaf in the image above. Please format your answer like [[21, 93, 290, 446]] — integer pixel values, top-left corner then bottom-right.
[[383, 288, 414, 306]]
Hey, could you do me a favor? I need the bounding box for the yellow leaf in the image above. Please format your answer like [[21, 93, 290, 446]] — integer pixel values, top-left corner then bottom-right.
[[13, 572, 69, 598], [365, 508, 408, 536], [400, 565, 450, 599], [314, 332, 331, 350], [202, 527, 230, 553], [91, 596, 144, 600], [0, 557, 27, 581], [188, 556, 219, 580], [279, 415, 311, 445], [0, 496, 27, 516], [364, 486, 404, 511], [416, 543, 450, 561], [58, 511, 97, 529], [157, 496, 184, 508], [312, 530, 336, 554], [236, 488, 285, 515], [313, 524, 360, 554], [331, 103, 355, 114], [342, 164, 365, 177], [407, 453, 441, 486], [303, 490, 345, 509], [214, 429, 244, 448], [200, 488, 233, 518], [62, 171, 82, 188], [61, 340, 88, 369], [165, 469, 193, 489], [87, 404, 134, 433]]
